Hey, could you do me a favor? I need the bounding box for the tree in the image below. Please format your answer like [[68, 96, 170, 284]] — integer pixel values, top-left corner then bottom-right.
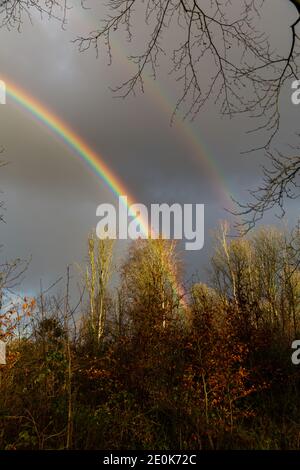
[[84, 233, 114, 348], [121, 238, 183, 334], [236, 149, 300, 231], [211, 223, 300, 336]]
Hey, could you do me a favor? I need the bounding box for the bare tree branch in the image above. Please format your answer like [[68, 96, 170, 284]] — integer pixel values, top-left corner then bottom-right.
[[74, 1, 300, 147]]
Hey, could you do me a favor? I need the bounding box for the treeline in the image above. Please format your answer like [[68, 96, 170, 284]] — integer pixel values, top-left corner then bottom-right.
[[1, 224, 300, 450]]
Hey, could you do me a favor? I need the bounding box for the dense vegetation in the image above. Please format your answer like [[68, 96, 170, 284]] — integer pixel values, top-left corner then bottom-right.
[[1, 224, 300, 450]]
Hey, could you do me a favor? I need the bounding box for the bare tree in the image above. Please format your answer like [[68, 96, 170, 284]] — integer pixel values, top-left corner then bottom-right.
[[235, 148, 300, 231], [84, 233, 114, 347], [0, 0, 68, 29]]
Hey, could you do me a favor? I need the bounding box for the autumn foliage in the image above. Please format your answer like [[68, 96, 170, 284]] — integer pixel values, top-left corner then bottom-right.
[[0, 226, 300, 449]]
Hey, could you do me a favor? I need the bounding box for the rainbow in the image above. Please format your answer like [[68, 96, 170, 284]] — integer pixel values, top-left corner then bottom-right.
[[71, 6, 236, 210], [1, 76, 186, 305]]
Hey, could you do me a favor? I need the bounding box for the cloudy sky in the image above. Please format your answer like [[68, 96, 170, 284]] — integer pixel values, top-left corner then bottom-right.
[[0, 0, 299, 294]]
